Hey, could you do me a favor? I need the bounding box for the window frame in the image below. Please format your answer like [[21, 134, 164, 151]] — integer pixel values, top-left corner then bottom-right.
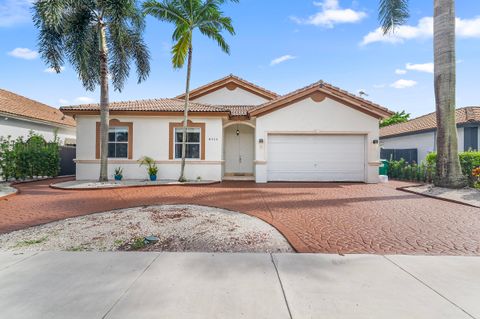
[[169, 120, 206, 160], [108, 126, 129, 159], [96, 119, 133, 159], [174, 127, 201, 160]]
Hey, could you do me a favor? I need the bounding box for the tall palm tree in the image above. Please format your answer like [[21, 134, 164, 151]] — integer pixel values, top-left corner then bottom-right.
[[33, 0, 150, 182], [379, 0, 467, 188], [144, 0, 236, 182]]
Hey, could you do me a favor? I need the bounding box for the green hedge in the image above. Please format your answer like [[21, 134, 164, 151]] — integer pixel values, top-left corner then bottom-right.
[[0, 133, 60, 181], [388, 151, 480, 187]]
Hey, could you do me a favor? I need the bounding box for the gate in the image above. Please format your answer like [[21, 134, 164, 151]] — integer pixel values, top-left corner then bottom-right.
[[59, 146, 76, 176], [380, 148, 418, 164]]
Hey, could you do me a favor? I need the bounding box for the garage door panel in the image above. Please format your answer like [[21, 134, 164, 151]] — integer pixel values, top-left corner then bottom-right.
[[267, 134, 366, 182]]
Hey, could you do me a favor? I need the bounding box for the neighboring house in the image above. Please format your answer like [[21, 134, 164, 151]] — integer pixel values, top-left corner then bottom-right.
[[0, 89, 76, 144], [60, 75, 392, 183], [380, 107, 480, 163]]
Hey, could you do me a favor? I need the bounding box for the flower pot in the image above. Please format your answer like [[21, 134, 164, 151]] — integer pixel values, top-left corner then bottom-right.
[[149, 174, 157, 181], [114, 175, 122, 181]]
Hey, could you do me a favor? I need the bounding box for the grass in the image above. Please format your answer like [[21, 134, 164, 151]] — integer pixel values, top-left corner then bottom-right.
[[66, 245, 88, 252], [14, 236, 48, 248], [129, 237, 147, 250]]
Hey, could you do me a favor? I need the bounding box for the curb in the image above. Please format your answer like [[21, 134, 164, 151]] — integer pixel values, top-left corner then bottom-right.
[[396, 185, 479, 208], [49, 180, 221, 191]]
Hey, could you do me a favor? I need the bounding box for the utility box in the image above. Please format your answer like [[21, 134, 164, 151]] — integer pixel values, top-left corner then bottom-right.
[[379, 159, 389, 176]]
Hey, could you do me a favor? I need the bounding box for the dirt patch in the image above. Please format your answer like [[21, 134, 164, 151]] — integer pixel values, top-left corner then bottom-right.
[[403, 184, 480, 208], [0, 205, 293, 253]]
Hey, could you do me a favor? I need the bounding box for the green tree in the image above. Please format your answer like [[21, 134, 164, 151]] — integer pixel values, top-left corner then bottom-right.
[[378, 0, 467, 188], [143, 0, 237, 182], [380, 111, 410, 127], [33, 0, 150, 181]]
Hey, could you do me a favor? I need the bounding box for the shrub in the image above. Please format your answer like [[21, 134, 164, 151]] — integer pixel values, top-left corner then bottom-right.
[[0, 132, 60, 181], [389, 151, 480, 186]]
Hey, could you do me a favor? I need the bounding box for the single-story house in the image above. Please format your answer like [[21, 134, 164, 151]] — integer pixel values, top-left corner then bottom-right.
[[0, 89, 76, 144], [380, 107, 480, 163], [60, 75, 393, 183]]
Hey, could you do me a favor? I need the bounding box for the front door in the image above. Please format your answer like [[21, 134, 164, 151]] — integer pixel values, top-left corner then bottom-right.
[[224, 125, 254, 175]]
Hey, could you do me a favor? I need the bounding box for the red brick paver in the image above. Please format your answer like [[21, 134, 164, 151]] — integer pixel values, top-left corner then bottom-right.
[[1, 178, 479, 255]]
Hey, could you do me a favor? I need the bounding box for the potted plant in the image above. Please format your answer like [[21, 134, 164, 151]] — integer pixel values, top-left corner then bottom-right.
[[138, 156, 159, 181], [114, 167, 123, 181]]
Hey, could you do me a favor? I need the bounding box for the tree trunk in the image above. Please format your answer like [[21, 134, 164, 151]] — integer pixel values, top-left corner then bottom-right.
[[98, 22, 110, 182], [433, 0, 466, 188], [179, 44, 193, 182]]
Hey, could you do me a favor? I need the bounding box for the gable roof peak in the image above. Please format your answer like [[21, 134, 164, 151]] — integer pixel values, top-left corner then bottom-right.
[[175, 74, 279, 101]]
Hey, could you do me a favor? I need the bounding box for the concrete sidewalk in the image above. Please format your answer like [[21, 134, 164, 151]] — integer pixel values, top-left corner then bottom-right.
[[0, 252, 479, 319]]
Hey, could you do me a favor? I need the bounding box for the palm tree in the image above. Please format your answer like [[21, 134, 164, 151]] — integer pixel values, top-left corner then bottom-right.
[[143, 0, 236, 182], [379, 0, 467, 188], [33, 0, 150, 182]]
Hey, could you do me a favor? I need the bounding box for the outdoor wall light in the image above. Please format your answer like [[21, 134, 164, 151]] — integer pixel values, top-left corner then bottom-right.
[[258, 138, 264, 144], [372, 139, 379, 144], [236, 129, 240, 136]]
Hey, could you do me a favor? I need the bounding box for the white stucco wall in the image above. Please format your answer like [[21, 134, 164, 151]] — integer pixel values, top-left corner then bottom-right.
[[254, 96, 381, 183], [380, 131, 436, 162], [0, 116, 75, 144], [75, 115, 224, 181], [380, 127, 475, 162], [191, 87, 270, 105]]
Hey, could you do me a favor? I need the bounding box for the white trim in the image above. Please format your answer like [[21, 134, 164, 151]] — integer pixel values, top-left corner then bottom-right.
[[223, 121, 256, 129], [75, 159, 223, 165]]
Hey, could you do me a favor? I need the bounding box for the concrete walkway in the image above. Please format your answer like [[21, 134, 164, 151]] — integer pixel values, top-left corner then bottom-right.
[[0, 252, 479, 319]]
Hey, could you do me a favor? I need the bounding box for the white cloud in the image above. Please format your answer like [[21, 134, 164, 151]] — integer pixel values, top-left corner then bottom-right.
[[373, 84, 386, 89], [457, 17, 480, 38], [395, 69, 407, 75], [361, 16, 480, 45], [292, 0, 367, 28], [44, 66, 65, 73], [390, 79, 417, 89], [59, 99, 70, 105], [270, 55, 296, 66], [406, 62, 434, 73], [74, 97, 95, 104], [0, 0, 33, 27], [8, 47, 38, 60]]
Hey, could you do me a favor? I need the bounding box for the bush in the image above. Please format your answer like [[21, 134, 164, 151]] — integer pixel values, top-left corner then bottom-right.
[[0, 132, 60, 181], [387, 159, 433, 183], [389, 151, 480, 187]]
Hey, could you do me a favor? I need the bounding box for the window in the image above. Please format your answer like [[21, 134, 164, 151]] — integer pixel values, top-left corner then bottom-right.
[[464, 127, 478, 151], [174, 127, 200, 159], [108, 127, 129, 158]]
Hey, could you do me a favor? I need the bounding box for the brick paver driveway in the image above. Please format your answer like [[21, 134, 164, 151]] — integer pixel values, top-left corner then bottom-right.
[[1, 177, 479, 255]]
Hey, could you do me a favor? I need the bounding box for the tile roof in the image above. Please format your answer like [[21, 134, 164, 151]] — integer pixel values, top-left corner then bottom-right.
[[380, 107, 480, 138], [249, 80, 393, 118], [0, 89, 75, 127], [60, 98, 230, 113], [60, 78, 393, 119], [175, 74, 279, 101]]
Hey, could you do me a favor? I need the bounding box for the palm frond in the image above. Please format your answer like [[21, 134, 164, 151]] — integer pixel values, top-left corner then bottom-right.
[[378, 0, 409, 34], [171, 30, 192, 68], [143, 0, 189, 25]]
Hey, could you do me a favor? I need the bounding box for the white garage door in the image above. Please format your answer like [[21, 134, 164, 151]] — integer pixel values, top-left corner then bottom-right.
[[267, 134, 366, 182]]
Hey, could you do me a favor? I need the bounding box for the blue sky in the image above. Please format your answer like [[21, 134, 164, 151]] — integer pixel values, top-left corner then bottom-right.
[[0, 0, 479, 117]]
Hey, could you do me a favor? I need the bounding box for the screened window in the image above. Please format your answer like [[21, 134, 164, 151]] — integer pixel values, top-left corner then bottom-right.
[[108, 127, 129, 158], [174, 127, 200, 159]]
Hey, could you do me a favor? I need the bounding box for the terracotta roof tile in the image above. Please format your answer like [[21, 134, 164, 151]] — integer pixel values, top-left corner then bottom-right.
[[176, 74, 279, 101], [249, 80, 393, 118], [380, 107, 480, 138], [0, 89, 75, 127], [60, 98, 229, 113]]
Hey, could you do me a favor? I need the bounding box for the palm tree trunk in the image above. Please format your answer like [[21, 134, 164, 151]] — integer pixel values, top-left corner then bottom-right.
[[433, 0, 466, 188], [98, 22, 110, 182], [179, 44, 193, 182]]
